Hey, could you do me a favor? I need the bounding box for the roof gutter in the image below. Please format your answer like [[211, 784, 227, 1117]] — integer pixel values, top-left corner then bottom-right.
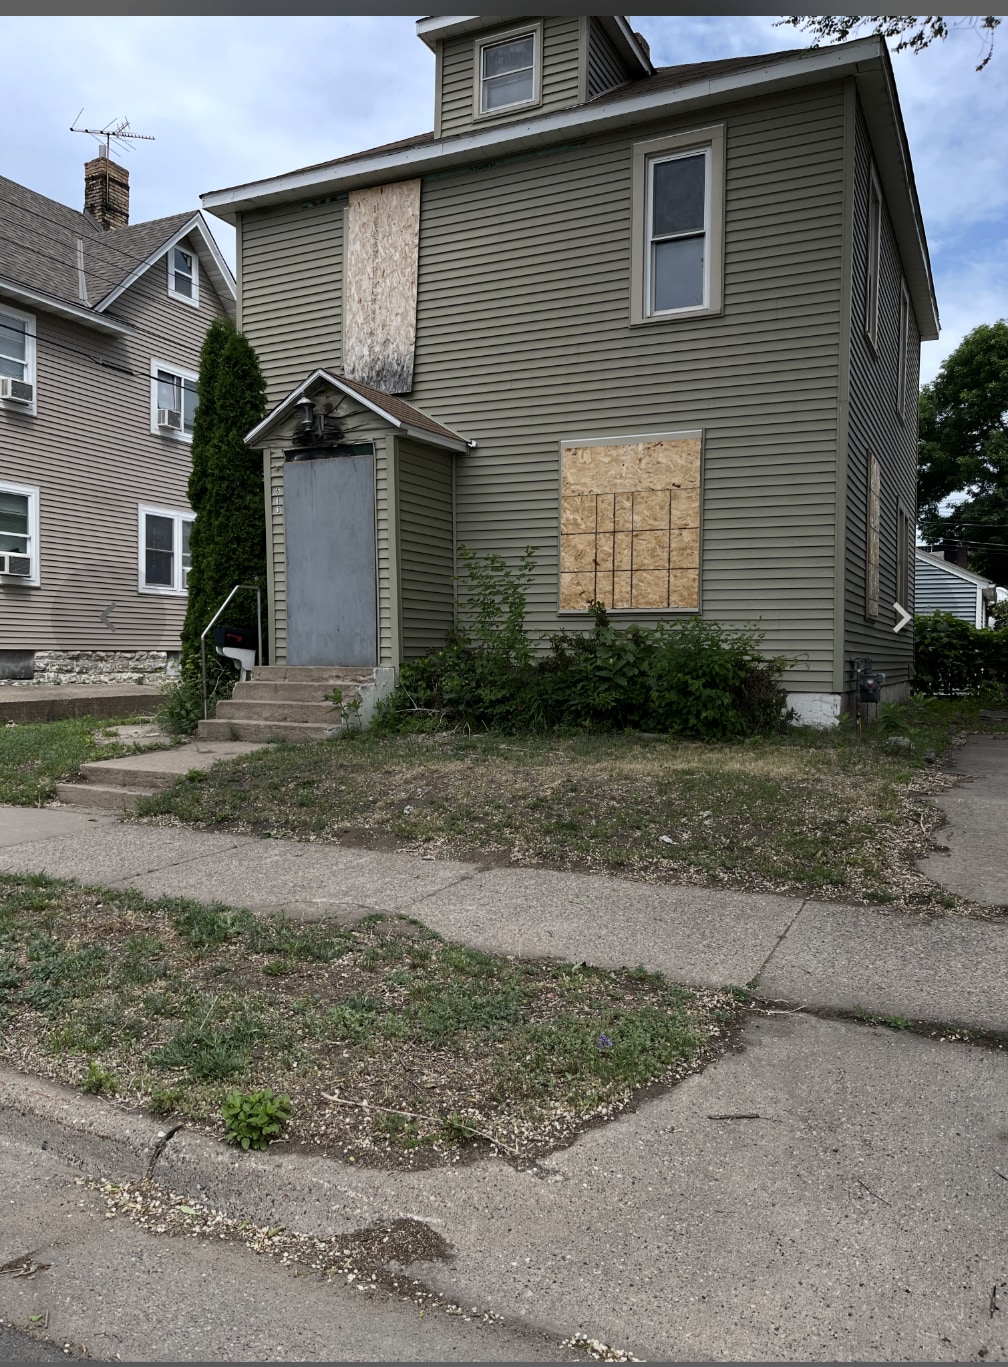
[[0, 276, 131, 336]]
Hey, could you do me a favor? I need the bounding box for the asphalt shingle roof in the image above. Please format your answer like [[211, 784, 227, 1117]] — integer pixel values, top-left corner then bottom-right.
[[0, 172, 195, 313], [206, 45, 815, 199]]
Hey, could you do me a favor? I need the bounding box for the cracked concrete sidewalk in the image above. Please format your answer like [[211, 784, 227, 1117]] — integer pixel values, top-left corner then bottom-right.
[[0, 733, 1006, 1360]]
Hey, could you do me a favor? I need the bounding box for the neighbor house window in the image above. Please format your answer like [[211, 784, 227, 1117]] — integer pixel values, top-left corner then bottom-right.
[[0, 304, 36, 410], [631, 125, 725, 325], [897, 281, 910, 421], [475, 23, 542, 116], [139, 505, 193, 594], [168, 245, 199, 305], [0, 481, 40, 586], [865, 169, 881, 349], [150, 359, 198, 440]]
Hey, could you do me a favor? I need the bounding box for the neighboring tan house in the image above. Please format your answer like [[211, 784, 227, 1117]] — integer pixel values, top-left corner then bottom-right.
[[915, 549, 1005, 628], [201, 16, 938, 724], [0, 152, 235, 684]]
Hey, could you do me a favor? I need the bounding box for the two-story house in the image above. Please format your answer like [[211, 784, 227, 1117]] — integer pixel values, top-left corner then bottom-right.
[[0, 150, 235, 684], [201, 16, 938, 724]]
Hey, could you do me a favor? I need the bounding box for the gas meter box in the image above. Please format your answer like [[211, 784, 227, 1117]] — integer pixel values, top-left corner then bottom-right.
[[858, 671, 886, 703]]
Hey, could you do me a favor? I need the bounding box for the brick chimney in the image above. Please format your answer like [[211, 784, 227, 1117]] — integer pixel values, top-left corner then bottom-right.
[[84, 147, 129, 230]]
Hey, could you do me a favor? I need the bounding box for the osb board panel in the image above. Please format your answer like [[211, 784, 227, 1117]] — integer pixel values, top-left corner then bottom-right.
[[559, 437, 701, 612], [344, 180, 421, 395]]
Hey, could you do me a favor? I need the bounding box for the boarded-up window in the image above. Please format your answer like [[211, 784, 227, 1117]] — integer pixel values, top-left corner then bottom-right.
[[559, 434, 701, 612], [344, 180, 421, 395], [866, 454, 881, 619]]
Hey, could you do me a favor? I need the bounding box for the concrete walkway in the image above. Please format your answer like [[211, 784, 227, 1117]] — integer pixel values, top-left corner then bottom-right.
[[0, 734, 1006, 1360], [0, 797, 1005, 1032]]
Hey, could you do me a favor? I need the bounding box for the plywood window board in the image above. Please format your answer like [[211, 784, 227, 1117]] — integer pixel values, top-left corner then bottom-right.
[[559, 434, 701, 612], [344, 180, 421, 395]]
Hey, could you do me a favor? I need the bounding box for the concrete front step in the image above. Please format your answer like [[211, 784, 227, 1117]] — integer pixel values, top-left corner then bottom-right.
[[78, 758, 179, 791], [54, 782, 157, 812], [214, 698, 352, 724], [197, 718, 339, 744], [232, 680, 364, 703], [251, 666, 375, 684]]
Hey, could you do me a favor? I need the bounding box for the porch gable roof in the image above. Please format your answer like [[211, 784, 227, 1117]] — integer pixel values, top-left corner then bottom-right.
[[245, 369, 469, 454]]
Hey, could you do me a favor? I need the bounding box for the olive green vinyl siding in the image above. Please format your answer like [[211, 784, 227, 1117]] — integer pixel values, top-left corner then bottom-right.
[[409, 85, 847, 690], [396, 437, 454, 658], [439, 17, 583, 138], [0, 235, 230, 653], [587, 20, 630, 100], [842, 99, 920, 691], [240, 198, 345, 406]]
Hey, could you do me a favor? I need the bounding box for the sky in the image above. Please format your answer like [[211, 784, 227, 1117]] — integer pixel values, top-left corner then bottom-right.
[[2, 13, 1006, 386]]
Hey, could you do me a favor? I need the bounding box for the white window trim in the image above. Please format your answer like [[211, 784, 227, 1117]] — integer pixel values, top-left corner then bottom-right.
[[865, 167, 882, 351], [0, 303, 37, 415], [630, 125, 725, 326], [138, 504, 193, 596], [150, 358, 199, 443], [473, 21, 543, 120], [167, 244, 199, 307], [0, 479, 40, 588]]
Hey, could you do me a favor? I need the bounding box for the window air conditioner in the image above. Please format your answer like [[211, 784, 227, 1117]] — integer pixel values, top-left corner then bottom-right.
[[0, 553, 32, 577], [0, 378, 33, 404], [158, 407, 183, 431]]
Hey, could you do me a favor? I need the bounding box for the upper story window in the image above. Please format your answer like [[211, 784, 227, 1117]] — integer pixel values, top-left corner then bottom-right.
[[475, 23, 542, 117], [168, 245, 199, 306], [150, 359, 198, 442], [630, 125, 725, 325], [0, 481, 40, 585], [897, 281, 911, 421], [0, 305, 37, 411], [865, 169, 882, 350]]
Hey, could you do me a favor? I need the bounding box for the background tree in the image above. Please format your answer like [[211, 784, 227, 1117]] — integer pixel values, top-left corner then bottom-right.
[[917, 319, 1008, 584], [776, 16, 1000, 70], [180, 319, 268, 677]]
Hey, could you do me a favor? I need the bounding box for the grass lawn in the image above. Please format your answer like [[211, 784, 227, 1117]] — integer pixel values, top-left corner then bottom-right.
[[0, 716, 171, 806], [131, 696, 1008, 913], [0, 873, 736, 1167]]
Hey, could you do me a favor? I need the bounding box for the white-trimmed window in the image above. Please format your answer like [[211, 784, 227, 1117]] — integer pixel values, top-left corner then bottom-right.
[[897, 281, 910, 421], [167, 245, 199, 306], [865, 169, 882, 349], [631, 125, 725, 324], [0, 304, 37, 412], [0, 481, 40, 586], [150, 360, 198, 441], [475, 23, 542, 117], [139, 505, 193, 595]]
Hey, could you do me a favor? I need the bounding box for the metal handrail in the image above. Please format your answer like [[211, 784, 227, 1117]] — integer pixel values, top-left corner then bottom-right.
[[200, 584, 263, 720]]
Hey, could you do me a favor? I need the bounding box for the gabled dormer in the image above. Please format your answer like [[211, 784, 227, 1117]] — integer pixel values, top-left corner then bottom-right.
[[417, 15, 654, 139]]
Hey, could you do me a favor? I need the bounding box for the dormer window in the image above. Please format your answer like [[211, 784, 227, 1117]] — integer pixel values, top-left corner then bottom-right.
[[168, 245, 199, 306], [475, 23, 542, 117]]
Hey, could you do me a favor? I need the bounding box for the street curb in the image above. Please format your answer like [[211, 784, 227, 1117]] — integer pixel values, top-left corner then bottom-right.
[[0, 1067, 168, 1187], [0, 1064, 432, 1242]]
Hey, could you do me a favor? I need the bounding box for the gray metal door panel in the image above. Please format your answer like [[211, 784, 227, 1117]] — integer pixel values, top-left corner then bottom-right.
[[284, 453, 377, 666]]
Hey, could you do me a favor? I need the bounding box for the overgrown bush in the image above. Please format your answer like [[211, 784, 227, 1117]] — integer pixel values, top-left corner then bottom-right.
[[375, 548, 789, 741], [913, 611, 1008, 697]]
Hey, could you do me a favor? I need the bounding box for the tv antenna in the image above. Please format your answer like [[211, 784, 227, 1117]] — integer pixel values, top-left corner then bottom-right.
[[70, 111, 155, 158]]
